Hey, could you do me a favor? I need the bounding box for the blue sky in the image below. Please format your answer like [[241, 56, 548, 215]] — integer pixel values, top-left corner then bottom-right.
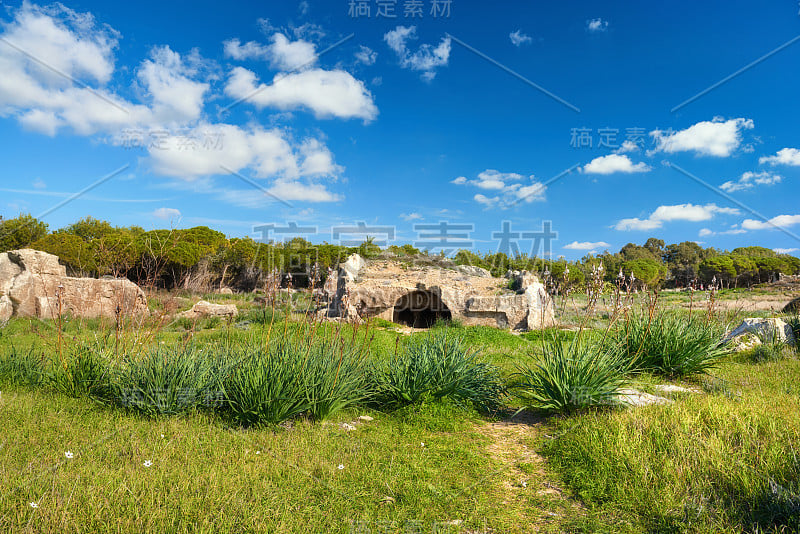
[[1, 0, 799, 259]]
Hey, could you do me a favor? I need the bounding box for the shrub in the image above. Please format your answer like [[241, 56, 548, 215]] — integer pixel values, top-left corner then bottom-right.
[[371, 330, 504, 412], [511, 336, 628, 413], [113, 346, 217, 416], [610, 311, 729, 377]]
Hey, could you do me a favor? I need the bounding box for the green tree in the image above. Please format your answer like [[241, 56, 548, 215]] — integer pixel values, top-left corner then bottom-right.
[[0, 214, 49, 252]]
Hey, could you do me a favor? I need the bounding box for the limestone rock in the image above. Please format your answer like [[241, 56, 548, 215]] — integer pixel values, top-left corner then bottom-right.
[[455, 265, 491, 278], [615, 388, 672, 407], [723, 317, 796, 349], [217, 287, 234, 295], [179, 300, 238, 320], [783, 297, 800, 313], [0, 249, 148, 319], [321, 254, 556, 330]]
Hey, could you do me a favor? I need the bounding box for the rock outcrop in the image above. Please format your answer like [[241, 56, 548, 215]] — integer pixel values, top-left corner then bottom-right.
[[179, 300, 238, 320], [321, 254, 556, 330], [0, 249, 148, 320], [723, 317, 797, 351]]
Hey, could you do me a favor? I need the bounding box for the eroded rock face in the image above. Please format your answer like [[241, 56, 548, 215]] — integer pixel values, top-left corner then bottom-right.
[[723, 317, 797, 350], [179, 300, 238, 320], [321, 254, 556, 330], [0, 249, 148, 320]]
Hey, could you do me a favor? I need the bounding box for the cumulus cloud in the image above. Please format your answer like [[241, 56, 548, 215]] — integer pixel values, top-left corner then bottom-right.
[[0, 3, 220, 136], [384, 26, 450, 81], [152, 207, 181, 220], [223, 33, 316, 71], [354, 45, 377, 65], [759, 148, 800, 166], [400, 212, 423, 221], [453, 170, 545, 209], [720, 171, 782, 193], [649, 118, 754, 157], [582, 154, 651, 175], [615, 140, 640, 154], [774, 248, 799, 254], [564, 241, 610, 251], [614, 203, 740, 231], [509, 30, 532, 47], [586, 18, 609, 32], [224, 66, 377, 121], [741, 215, 800, 231]]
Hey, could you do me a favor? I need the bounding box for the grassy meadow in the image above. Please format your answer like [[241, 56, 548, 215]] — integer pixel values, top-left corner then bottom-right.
[[1, 286, 799, 533]]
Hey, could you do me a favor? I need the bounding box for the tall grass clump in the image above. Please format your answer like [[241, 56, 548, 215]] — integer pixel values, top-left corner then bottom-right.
[[46, 344, 114, 402], [787, 315, 800, 352], [611, 310, 729, 377], [371, 330, 504, 412], [0, 345, 45, 387], [113, 345, 217, 416], [219, 331, 372, 426], [511, 336, 629, 413]]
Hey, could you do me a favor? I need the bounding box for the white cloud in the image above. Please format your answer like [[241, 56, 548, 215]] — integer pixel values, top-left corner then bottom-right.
[[509, 30, 532, 47], [354, 45, 377, 66], [760, 148, 800, 166], [454, 169, 545, 209], [698, 228, 714, 237], [152, 207, 181, 220], [564, 241, 610, 251], [615, 140, 640, 154], [719, 171, 782, 193], [384, 26, 450, 81], [741, 215, 800, 231], [137, 46, 210, 123], [649, 118, 754, 157], [614, 203, 740, 231], [774, 248, 799, 254], [0, 4, 216, 136], [224, 67, 377, 121], [32, 178, 46, 189], [223, 33, 317, 71], [586, 18, 609, 32], [400, 212, 423, 221], [582, 154, 651, 175]]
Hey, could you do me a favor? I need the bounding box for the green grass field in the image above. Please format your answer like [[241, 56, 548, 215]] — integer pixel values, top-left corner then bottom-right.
[[2, 289, 799, 533]]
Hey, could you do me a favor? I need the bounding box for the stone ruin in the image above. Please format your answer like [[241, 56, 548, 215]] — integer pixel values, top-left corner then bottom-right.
[[0, 249, 148, 321], [320, 254, 556, 330]]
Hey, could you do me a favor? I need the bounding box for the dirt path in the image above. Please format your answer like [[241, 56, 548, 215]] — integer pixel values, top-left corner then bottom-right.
[[474, 412, 584, 532]]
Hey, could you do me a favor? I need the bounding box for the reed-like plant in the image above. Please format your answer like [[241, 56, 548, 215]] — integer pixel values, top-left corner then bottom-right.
[[511, 336, 629, 413], [610, 310, 729, 377], [46, 344, 114, 402], [371, 330, 504, 412], [113, 345, 216, 416], [0, 345, 45, 387]]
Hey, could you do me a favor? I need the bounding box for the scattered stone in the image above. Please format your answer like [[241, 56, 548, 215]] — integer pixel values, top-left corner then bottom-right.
[[217, 287, 233, 295], [615, 388, 672, 407], [340, 423, 357, 431], [723, 317, 796, 350], [653, 384, 700, 394], [0, 249, 148, 320], [358, 415, 374, 422], [178, 300, 238, 320]]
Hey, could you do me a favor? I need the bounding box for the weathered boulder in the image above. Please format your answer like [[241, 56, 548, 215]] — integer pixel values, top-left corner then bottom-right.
[[217, 287, 234, 295], [723, 317, 796, 350], [783, 297, 800, 313], [321, 254, 556, 330], [179, 300, 238, 320], [0, 249, 148, 320]]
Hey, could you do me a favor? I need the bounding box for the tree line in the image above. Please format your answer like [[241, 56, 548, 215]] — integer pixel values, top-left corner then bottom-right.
[[1, 215, 798, 291]]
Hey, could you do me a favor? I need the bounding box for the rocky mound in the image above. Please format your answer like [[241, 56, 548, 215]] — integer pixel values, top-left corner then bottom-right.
[[0, 249, 148, 321]]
